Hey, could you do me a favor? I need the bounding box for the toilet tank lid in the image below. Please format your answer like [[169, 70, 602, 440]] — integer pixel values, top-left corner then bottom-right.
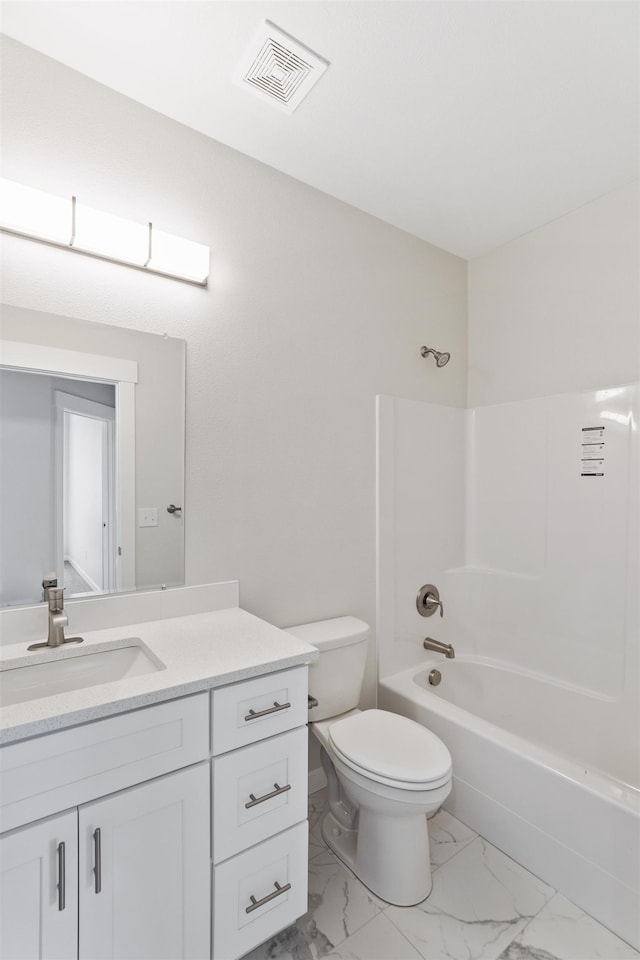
[[284, 616, 369, 651]]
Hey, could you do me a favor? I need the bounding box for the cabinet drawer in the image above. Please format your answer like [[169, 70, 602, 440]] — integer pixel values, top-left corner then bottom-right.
[[0, 694, 209, 832], [212, 727, 308, 863], [211, 667, 307, 755], [212, 821, 308, 960]]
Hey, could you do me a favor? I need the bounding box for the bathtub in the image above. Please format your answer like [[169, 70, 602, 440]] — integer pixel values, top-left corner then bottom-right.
[[379, 657, 640, 950]]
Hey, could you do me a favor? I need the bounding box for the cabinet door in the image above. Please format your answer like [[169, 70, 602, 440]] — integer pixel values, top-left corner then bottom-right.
[[79, 763, 210, 960], [0, 810, 78, 960]]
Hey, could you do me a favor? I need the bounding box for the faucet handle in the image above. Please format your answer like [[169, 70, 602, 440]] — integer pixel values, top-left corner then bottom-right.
[[48, 587, 65, 611], [42, 573, 58, 603]]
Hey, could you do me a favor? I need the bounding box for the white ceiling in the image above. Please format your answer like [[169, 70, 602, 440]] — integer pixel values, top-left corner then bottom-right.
[[1, 1, 638, 259]]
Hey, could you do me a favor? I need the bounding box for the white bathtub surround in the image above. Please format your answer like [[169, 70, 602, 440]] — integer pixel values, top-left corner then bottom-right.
[[376, 384, 640, 946], [244, 790, 639, 960], [377, 384, 639, 713]]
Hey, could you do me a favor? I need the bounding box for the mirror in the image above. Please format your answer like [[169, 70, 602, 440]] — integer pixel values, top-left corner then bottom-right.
[[0, 304, 185, 606]]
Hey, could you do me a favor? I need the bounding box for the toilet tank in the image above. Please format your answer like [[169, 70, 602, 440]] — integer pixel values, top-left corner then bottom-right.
[[284, 616, 369, 722]]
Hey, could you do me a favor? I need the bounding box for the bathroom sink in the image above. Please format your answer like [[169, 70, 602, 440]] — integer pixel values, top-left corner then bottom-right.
[[0, 642, 165, 707]]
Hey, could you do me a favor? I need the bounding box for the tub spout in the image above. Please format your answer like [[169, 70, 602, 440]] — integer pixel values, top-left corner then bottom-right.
[[423, 637, 455, 659]]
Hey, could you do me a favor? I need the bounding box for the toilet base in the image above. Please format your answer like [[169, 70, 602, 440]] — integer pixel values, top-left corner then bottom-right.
[[321, 808, 357, 872], [320, 807, 433, 907]]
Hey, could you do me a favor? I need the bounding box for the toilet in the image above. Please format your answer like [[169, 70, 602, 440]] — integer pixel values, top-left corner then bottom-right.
[[285, 616, 452, 906]]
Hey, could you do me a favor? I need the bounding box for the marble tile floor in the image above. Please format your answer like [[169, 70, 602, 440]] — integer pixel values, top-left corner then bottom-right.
[[242, 788, 639, 960]]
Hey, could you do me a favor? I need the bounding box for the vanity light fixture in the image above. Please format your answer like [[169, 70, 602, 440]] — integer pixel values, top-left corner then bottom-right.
[[0, 177, 210, 286]]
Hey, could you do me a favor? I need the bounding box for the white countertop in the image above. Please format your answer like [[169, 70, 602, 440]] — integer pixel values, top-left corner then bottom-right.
[[0, 607, 318, 745]]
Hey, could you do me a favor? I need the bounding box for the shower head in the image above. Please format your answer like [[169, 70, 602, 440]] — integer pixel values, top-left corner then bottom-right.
[[420, 346, 451, 367]]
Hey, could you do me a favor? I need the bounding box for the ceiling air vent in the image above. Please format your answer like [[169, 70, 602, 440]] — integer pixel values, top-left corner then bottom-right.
[[235, 21, 329, 114]]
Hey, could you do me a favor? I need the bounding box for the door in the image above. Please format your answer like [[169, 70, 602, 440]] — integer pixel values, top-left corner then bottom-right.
[[0, 810, 78, 960], [54, 390, 116, 596], [78, 763, 210, 960]]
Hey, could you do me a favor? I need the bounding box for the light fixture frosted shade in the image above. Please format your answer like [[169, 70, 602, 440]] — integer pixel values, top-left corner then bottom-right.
[[74, 202, 148, 264], [0, 178, 71, 244], [0, 177, 210, 286], [148, 229, 209, 284]]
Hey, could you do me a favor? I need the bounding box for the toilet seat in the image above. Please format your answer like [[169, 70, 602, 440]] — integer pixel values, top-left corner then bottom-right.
[[328, 709, 451, 790]]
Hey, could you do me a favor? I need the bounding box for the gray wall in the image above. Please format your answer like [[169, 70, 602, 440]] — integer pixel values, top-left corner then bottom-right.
[[468, 181, 639, 406], [1, 37, 467, 705]]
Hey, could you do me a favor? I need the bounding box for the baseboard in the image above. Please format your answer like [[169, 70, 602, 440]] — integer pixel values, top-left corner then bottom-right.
[[446, 775, 640, 951], [308, 766, 327, 795], [65, 556, 101, 593]]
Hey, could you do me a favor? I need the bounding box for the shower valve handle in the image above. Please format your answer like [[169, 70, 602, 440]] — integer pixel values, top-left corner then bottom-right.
[[429, 597, 444, 618], [416, 584, 444, 618]]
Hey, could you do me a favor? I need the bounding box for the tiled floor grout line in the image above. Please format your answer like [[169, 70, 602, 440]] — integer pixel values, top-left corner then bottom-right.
[[430, 832, 478, 874], [357, 909, 430, 958]]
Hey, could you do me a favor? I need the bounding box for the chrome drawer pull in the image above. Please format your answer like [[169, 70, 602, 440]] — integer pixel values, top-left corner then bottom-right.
[[245, 782, 291, 809], [246, 881, 292, 914], [57, 842, 66, 911], [244, 700, 291, 722], [93, 828, 102, 894]]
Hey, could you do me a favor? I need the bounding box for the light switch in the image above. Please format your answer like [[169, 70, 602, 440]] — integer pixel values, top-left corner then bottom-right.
[[138, 507, 159, 528]]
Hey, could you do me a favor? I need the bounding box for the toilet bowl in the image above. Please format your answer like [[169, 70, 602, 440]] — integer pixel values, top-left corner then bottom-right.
[[285, 617, 452, 906]]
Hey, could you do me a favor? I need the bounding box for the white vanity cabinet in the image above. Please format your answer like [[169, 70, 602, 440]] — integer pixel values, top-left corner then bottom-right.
[[210, 667, 309, 960], [0, 765, 210, 960], [0, 664, 311, 960], [0, 694, 211, 960]]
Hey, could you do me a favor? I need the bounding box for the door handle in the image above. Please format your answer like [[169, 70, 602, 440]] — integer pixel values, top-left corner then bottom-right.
[[93, 828, 102, 894], [57, 842, 66, 911]]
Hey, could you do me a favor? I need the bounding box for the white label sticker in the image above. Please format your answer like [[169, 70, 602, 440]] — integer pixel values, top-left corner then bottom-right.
[[581, 425, 605, 476], [582, 443, 604, 460], [582, 426, 604, 442]]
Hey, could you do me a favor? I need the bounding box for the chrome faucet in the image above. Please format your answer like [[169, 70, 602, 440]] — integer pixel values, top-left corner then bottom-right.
[[28, 587, 84, 651], [423, 637, 455, 659]]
